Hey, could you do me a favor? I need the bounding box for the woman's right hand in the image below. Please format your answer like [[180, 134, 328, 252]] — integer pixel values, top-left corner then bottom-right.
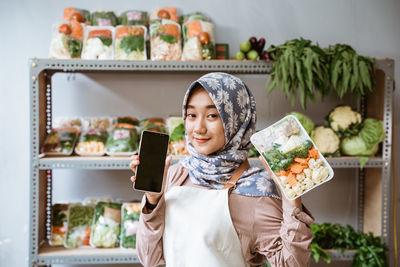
[[129, 154, 172, 206]]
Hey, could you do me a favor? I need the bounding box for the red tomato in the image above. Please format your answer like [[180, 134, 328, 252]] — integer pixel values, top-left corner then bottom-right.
[[58, 24, 72, 34], [198, 32, 210, 44], [71, 12, 85, 22], [157, 9, 170, 19]]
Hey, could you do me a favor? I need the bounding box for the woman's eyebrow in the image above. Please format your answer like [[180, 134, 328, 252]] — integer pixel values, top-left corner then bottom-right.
[[186, 104, 217, 109]]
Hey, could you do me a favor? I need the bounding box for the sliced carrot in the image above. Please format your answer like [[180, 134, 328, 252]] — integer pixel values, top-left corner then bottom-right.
[[163, 6, 178, 22], [186, 20, 202, 38], [287, 172, 298, 187], [308, 147, 320, 159], [276, 170, 288, 177], [290, 163, 307, 174], [294, 157, 309, 165], [63, 7, 77, 21], [70, 20, 83, 40], [158, 24, 179, 38], [88, 29, 112, 39], [116, 26, 144, 39], [52, 225, 66, 235], [83, 227, 91, 246]]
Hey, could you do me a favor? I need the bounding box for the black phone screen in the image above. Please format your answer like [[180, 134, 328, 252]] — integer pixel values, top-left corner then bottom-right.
[[134, 130, 170, 193]]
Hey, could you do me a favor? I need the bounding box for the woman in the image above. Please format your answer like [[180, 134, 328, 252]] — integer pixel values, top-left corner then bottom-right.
[[130, 72, 314, 267]]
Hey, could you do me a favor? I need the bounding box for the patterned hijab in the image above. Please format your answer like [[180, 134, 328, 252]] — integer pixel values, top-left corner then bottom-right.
[[180, 72, 280, 197]]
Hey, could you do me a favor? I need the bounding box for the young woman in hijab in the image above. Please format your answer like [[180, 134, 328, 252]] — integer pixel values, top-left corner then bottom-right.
[[129, 72, 314, 267]]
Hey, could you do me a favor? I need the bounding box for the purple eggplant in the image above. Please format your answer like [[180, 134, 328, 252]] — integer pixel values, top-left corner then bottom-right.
[[249, 36, 257, 50], [256, 38, 266, 55], [260, 50, 270, 60]]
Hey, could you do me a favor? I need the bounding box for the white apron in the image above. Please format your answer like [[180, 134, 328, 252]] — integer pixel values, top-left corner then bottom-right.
[[163, 161, 250, 267]]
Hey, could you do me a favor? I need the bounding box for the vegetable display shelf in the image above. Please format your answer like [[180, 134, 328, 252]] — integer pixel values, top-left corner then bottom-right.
[[29, 58, 394, 266]]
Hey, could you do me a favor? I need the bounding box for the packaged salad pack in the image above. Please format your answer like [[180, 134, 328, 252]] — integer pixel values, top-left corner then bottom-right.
[[150, 21, 182, 61], [250, 115, 334, 200], [81, 26, 114, 59], [105, 123, 139, 156], [41, 127, 79, 156], [91, 11, 118, 26], [74, 128, 108, 156], [49, 204, 69, 246], [119, 10, 148, 26], [149, 6, 179, 24], [65, 204, 95, 248], [140, 118, 168, 134], [114, 25, 147, 60], [90, 202, 122, 248], [63, 7, 90, 24], [166, 116, 187, 155], [120, 203, 141, 249], [49, 20, 84, 59]]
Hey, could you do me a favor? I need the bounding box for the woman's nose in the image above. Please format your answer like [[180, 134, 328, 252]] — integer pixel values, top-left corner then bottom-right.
[[193, 118, 206, 134]]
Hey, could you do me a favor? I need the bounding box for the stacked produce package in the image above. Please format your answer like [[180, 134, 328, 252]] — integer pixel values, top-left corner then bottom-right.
[[106, 117, 140, 156], [90, 202, 122, 248], [166, 116, 187, 155], [150, 20, 182, 61], [49, 21, 84, 59], [49, 204, 69, 246], [65, 204, 95, 248], [81, 27, 114, 59], [74, 118, 110, 156], [114, 25, 147, 60], [121, 203, 141, 249]]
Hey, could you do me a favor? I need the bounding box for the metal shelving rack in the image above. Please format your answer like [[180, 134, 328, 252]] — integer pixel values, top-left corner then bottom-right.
[[29, 59, 394, 266]]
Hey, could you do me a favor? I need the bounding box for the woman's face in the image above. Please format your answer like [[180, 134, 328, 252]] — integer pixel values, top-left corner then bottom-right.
[[185, 87, 225, 155]]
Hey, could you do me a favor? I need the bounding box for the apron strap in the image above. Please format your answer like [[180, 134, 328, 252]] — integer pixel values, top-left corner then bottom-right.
[[222, 159, 250, 191]]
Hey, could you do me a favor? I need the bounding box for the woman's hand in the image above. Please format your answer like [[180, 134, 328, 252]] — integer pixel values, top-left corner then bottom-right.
[[258, 156, 302, 210], [130, 154, 172, 205]]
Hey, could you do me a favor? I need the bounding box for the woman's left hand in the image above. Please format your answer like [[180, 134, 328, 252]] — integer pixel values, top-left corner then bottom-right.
[[258, 156, 303, 210]]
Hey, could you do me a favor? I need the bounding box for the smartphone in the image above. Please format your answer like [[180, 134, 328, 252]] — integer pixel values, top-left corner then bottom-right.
[[134, 130, 170, 193]]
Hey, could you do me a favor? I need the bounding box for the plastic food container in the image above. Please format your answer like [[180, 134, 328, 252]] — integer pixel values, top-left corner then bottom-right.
[[149, 6, 179, 24], [49, 204, 69, 246], [41, 127, 79, 156], [114, 25, 147, 60], [182, 19, 216, 60], [250, 115, 334, 200], [74, 128, 108, 156], [64, 204, 94, 248], [150, 21, 182, 61], [120, 203, 141, 249], [119, 10, 148, 26], [90, 11, 118, 26], [139, 118, 168, 134], [63, 7, 90, 24], [49, 21, 83, 59], [81, 26, 114, 60], [105, 123, 139, 156], [90, 202, 122, 248]]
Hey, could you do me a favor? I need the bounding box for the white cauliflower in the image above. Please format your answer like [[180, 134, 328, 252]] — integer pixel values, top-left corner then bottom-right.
[[182, 37, 202, 61], [312, 126, 340, 155], [280, 176, 288, 186], [293, 184, 304, 195], [303, 178, 314, 190], [328, 106, 362, 135], [296, 173, 306, 182], [82, 38, 113, 59], [286, 188, 297, 199], [311, 166, 330, 184], [304, 168, 312, 179]]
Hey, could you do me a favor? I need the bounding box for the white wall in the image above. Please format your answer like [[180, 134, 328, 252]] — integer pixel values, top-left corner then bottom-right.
[[1, 0, 399, 266]]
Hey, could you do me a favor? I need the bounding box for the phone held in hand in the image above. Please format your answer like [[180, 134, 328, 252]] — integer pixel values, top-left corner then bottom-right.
[[134, 130, 170, 193]]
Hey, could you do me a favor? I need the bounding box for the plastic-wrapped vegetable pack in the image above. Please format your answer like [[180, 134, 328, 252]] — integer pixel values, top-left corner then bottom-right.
[[81, 26, 114, 60], [140, 118, 168, 134], [166, 117, 187, 155], [49, 21, 84, 59], [91, 11, 118, 26], [63, 7, 90, 24], [182, 17, 216, 60], [90, 202, 122, 248], [149, 6, 179, 24], [120, 203, 141, 249], [251, 115, 334, 200], [49, 204, 69, 246], [106, 123, 139, 156], [119, 10, 148, 26], [65, 204, 94, 248], [150, 21, 182, 61], [75, 128, 108, 156], [115, 25, 147, 60], [41, 127, 79, 156]]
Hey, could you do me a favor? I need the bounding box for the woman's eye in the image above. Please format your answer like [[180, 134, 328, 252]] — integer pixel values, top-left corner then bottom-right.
[[187, 113, 196, 118], [208, 113, 218, 119]]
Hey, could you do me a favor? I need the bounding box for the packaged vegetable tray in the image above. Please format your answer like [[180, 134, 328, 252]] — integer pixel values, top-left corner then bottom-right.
[[65, 204, 94, 248], [182, 19, 216, 60], [41, 127, 79, 156], [74, 128, 108, 156], [140, 118, 168, 134], [120, 202, 141, 249], [119, 10, 148, 26], [90, 202, 122, 248], [49, 21, 83, 59], [149, 6, 179, 24], [166, 116, 187, 155], [49, 204, 69, 246], [106, 123, 139, 156], [250, 115, 334, 200], [150, 21, 182, 61], [114, 25, 147, 60], [63, 7, 90, 24], [81, 26, 114, 60], [91, 11, 118, 26], [180, 12, 211, 24]]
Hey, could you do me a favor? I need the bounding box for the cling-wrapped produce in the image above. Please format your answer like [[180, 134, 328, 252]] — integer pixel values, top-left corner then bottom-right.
[[106, 123, 139, 156], [49, 204, 69, 246], [63, 7, 90, 24], [166, 117, 187, 155], [75, 128, 108, 156], [41, 127, 79, 156], [49, 21, 83, 59], [81, 27, 114, 60], [91, 11, 118, 26], [140, 118, 168, 134], [65, 204, 94, 248], [182, 19, 216, 60], [120, 203, 141, 249], [180, 12, 211, 24], [150, 21, 182, 61], [149, 7, 179, 24], [90, 202, 122, 248], [115, 25, 147, 60], [119, 10, 148, 26]]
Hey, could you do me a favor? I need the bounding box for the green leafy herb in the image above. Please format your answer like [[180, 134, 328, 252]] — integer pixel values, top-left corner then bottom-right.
[[160, 34, 177, 44], [98, 36, 112, 47], [170, 124, 185, 142], [120, 35, 145, 54], [68, 39, 82, 58]]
